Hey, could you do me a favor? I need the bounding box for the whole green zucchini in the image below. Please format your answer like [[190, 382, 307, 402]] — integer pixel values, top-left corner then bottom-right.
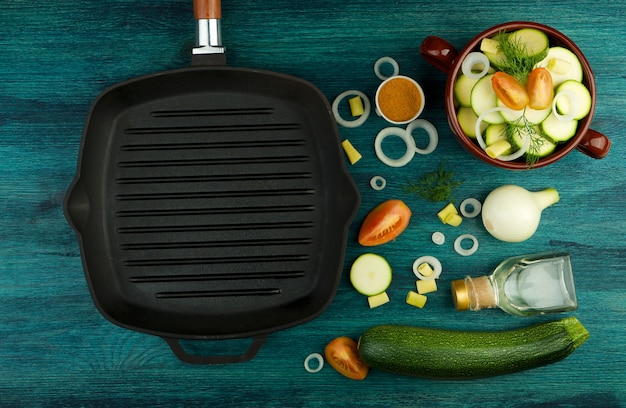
[[357, 317, 589, 379]]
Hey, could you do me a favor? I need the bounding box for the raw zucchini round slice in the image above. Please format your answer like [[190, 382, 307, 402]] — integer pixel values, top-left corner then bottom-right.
[[470, 74, 505, 124], [535, 47, 584, 87], [350, 253, 392, 296]]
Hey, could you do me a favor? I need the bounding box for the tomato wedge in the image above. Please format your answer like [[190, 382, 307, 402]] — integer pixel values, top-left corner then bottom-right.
[[491, 71, 529, 110], [526, 67, 554, 110], [358, 199, 412, 246], [325, 337, 369, 380]]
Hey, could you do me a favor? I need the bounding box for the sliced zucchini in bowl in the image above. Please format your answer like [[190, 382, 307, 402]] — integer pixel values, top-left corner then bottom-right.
[[510, 125, 556, 158], [541, 113, 578, 143]]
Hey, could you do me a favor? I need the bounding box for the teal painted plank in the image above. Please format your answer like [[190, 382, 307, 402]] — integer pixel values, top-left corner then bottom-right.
[[1, 0, 624, 406]]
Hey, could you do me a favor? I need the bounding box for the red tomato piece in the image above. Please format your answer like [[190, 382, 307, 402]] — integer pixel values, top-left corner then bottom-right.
[[325, 337, 369, 380], [526, 67, 554, 110], [358, 199, 412, 246], [491, 71, 529, 110]]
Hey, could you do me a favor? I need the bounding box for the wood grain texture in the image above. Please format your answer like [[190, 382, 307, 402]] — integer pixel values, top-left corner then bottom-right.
[[1, 0, 624, 406]]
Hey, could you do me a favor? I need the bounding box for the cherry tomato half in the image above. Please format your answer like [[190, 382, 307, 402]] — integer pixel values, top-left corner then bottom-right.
[[358, 199, 412, 246], [325, 337, 369, 380], [491, 71, 529, 110], [526, 67, 554, 110]]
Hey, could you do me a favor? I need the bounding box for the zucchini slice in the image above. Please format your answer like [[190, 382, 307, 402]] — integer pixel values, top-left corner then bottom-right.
[[350, 253, 392, 296], [496, 98, 552, 125], [555, 80, 592, 120], [470, 74, 505, 124], [508, 28, 549, 58], [484, 123, 508, 146], [457, 106, 487, 139], [482, 33, 510, 68], [541, 112, 578, 142], [536, 47, 584, 87], [509, 125, 556, 158], [454, 74, 480, 107]]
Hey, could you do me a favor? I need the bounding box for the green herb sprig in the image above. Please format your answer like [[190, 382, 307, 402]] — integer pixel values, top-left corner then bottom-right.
[[402, 162, 463, 202], [494, 33, 547, 84], [505, 113, 548, 167]]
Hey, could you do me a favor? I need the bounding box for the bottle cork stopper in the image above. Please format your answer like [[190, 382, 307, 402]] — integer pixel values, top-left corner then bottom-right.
[[451, 276, 497, 311], [466, 276, 498, 310]]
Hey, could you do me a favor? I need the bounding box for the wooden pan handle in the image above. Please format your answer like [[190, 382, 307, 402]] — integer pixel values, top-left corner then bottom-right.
[[194, 0, 221, 20]]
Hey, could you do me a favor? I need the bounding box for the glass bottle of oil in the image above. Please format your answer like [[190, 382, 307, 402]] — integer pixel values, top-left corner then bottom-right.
[[451, 251, 577, 316]]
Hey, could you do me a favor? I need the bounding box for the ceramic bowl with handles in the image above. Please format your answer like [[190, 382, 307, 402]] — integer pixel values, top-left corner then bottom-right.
[[420, 21, 611, 170]]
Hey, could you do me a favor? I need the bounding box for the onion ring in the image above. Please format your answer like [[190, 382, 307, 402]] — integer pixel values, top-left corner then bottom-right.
[[412, 256, 442, 280], [304, 353, 324, 373], [461, 52, 490, 79], [460, 198, 482, 218], [374, 120, 439, 167], [454, 234, 479, 256], [552, 89, 579, 122], [374, 127, 416, 167], [374, 56, 400, 80], [332, 90, 371, 128], [370, 176, 387, 191], [475, 106, 530, 161], [431, 231, 445, 245], [405, 119, 439, 155]]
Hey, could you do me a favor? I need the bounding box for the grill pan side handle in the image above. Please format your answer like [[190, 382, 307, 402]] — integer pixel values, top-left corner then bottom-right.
[[191, 0, 226, 66], [64, 180, 89, 234], [163, 335, 267, 365]]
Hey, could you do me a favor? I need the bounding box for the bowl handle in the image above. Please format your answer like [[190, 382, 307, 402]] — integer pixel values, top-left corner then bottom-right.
[[163, 335, 267, 365], [576, 128, 612, 159], [420, 36, 458, 74]]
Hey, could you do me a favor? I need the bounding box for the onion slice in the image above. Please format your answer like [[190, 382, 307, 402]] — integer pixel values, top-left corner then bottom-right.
[[405, 119, 439, 155], [332, 90, 371, 128], [552, 89, 579, 122], [460, 198, 482, 218], [304, 353, 324, 373], [412, 256, 442, 280], [374, 127, 416, 167], [454, 234, 479, 256], [370, 176, 387, 191], [374, 56, 400, 80], [474, 106, 530, 162], [461, 52, 491, 79]]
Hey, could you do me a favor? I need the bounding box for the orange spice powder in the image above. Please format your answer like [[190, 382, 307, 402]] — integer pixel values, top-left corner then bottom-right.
[[378, 77, 422, 122]]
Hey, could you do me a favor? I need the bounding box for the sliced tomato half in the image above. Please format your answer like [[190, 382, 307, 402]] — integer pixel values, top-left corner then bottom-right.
[[358, 199, 412, 246], [491, 71, 529, 110], [324, 337, 369, 380]]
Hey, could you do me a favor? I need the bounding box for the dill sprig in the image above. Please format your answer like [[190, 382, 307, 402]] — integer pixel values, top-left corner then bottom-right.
[[506, 113, 546, 167], [402, 162, 463, 202], [493, 32, 547, 84]]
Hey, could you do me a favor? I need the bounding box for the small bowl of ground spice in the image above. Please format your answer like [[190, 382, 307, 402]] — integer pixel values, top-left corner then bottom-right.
[[375, 75, 425, 124]]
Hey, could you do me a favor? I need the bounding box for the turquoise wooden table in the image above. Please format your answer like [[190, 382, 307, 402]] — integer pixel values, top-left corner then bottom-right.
[[1, 0, 624, 406]]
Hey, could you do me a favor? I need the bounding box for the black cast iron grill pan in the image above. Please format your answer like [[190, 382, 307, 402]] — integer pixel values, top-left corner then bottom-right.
[[64, 0, 359, 364]]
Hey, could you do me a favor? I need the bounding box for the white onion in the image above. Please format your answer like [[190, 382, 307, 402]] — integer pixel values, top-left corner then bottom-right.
[[481, 185, 560, 243], [461, 52, 491, 79]]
